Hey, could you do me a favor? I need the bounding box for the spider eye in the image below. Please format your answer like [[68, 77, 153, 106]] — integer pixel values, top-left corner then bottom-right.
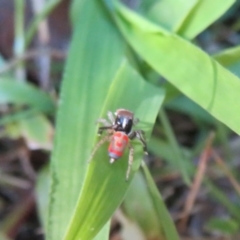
[[115, 116, 122, 125]]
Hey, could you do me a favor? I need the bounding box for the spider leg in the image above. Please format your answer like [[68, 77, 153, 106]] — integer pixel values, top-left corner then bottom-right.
[[133, 118, 139, 125], [96, 118, 112, 127], [98, 126, 114, 135], [107, 111, 115, 125], [128, 131, 136, 140], [136, 130, 148, 154], [129, 130, 148, 154], [126, 142, 134, 181], [88, 135, 110, 163]]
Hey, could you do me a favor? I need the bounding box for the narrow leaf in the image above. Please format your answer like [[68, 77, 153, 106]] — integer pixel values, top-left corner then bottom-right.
[[47, 0, 126, 239], [64, 61, 165, 240], [142, 0, 234, 39], [177, 0, 235, 38], [123, 171, 165, 239], [147, 0, 197, 33], [0, 79, 55, 113], [142, 163, 179, 240], [113, 2, 240, 135], [214, 46, 240, 78], [36, 165, 50, 233]]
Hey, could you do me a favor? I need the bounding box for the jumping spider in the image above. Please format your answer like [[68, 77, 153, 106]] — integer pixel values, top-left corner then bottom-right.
[[88, 109, 147, 180]]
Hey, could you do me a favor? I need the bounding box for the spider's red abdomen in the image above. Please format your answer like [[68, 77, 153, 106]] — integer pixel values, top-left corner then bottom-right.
[[108, 131, 129, 159]]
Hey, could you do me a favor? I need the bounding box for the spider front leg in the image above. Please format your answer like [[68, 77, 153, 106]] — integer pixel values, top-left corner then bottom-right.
[[96, 118, 112, 135], [88, 135, 110, 163], [128, 130, 148, 154], [107, 111, 115, 125], [98, 126, 114, 135], [96, 111, 116, 135], [126, 142, 134, 181], [133, 117, 139, 125], [96, 118, 112, 127]]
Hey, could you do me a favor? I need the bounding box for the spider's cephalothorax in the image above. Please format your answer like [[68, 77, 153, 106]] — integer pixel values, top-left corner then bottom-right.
[[88, 109, 147, 180], [113, 109, 134, 134]]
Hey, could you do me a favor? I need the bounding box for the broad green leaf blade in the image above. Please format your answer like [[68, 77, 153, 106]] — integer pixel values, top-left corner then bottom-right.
[[141, 0, 234, 39], [147, 0, 197, 33], [64, 61, 165, 240], [214, 46, 240, 66], [94, 222, 110, 240], [47, 1, 126, 239], [0, 79, 55, 113], [177, 0, 235, 38], [113, 2, 240, 135], [214, 46, 240, 78], [37, 165, 110, 240]]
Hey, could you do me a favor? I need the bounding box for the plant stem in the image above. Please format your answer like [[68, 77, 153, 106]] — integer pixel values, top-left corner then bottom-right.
[[14, 0, 26, 82], [159, 108, 191, 185]]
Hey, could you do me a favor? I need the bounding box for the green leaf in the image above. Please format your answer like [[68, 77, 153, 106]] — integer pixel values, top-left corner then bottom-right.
[[147, 0, 198, 33], [47, 1, 126, 239], [64, 61, 165, 240], [138, 0, 157, 12], [3, 113, 52, 149], [19, 114, 53, 150], [141, 163, 179, 240], [36, 165, 50, 233], [149, 137, 193, 176], [37, 164, 111, 240], [94, 223, 110, 240], [0, 109, 41, 140], [143, 0, 234, 39], [0, 109, 37, 127], [214, 46, 240, 78], [113, 2, 240, 135], [0, 79, 55, 113], [177, 0, 234, 38], [214, 46, 240, 67], [206, 217, 239, 235], [159, 109, 191, 184], [123, 171, 165, 239]]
